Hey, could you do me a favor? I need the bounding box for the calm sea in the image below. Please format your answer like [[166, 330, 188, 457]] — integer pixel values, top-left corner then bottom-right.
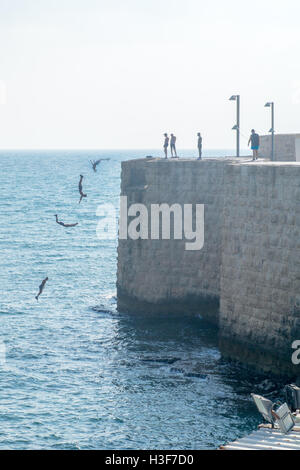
[[0, 149, 262, 450]]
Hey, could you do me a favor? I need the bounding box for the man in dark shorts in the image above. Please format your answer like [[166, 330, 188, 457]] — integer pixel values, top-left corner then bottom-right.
[[248, 129, 260, 161], [197, 133, 202, 160], [163, 133, 169, 159], [170, 134, 178, 158]]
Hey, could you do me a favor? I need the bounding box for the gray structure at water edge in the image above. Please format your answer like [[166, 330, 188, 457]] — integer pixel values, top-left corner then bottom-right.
[[258, 133, 300, 161], [117, 157, 235, 325], [117, 156, 300, 377]]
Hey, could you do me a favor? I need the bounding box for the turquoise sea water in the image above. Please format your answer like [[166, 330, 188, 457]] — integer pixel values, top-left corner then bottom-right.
[[0, 149, 262, 450]]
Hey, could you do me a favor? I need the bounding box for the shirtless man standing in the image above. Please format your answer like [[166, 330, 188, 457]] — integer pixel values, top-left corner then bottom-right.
[[197, 133, 203, 160], [163, 134, 169, 159], [35, 277, 48, 301], [170, 134, 178, 158]]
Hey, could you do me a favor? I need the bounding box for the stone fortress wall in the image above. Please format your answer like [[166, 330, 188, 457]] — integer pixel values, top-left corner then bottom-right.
[[117, 158, 229, 325], [220, 162, 300, 376], [117, 151, 300, 376]]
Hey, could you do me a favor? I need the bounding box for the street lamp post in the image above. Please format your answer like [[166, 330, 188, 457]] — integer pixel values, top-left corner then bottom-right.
[[265, 102, 275, 161], [229, 95, 240, 158]]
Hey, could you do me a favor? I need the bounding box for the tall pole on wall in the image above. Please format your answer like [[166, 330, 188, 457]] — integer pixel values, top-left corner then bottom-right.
[[265, 102, 275, 161], [271, 102, 274, 162], [236, 95, 240, 158], [229, 95, 240, 158]]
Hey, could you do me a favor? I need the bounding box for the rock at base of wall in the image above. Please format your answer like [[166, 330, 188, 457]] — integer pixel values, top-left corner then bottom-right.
[[219, 336, 300, 379], [117, 285, 220, 326]]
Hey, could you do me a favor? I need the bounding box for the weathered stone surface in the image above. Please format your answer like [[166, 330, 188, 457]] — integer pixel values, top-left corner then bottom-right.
[[220, 163, 300, 376], [118, 157, 300, 377], [258, 134, 300, 161], [117, 158, 233, 325]]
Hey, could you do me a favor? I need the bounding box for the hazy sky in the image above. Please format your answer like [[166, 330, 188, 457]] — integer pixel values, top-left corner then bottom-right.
[[1, 0, 300, 149]]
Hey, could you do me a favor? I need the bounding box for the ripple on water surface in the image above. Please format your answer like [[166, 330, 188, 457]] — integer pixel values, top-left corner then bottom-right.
[[0, 150, 262, 449]]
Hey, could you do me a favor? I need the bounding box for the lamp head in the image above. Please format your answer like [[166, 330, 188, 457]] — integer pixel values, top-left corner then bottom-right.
[[265, 102, 273, 107], [229, 95, 237, 101]]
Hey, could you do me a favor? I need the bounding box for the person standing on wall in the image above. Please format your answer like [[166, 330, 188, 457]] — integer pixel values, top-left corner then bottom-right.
[[248, 129, 260, 161], [170, 134, 178, 158], [163, 133, 169, 159], [197, 132, 202, 160]]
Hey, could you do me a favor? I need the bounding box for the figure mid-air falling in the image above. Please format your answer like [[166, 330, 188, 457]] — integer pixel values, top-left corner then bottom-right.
[[35, 277, 48, 301], [78, 175, 87, 204], [90, 158, 110, 173], [55, 215, 78, 228]]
